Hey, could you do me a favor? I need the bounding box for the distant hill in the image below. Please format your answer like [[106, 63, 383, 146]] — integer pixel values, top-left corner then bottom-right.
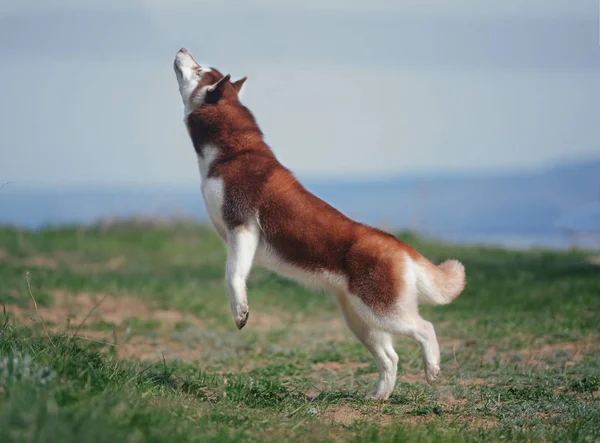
[[307, 158, 600, 234], [1, 158, 599, 247]]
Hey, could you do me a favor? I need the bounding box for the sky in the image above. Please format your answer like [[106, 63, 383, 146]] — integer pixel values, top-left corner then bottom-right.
[[0, 0, 598, 187]]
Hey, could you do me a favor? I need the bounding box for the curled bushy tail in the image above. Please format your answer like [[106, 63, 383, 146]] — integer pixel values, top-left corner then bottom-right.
[[415, 258, 466, 305]]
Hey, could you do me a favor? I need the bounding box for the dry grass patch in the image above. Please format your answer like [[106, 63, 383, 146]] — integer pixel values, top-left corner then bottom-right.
[[3, 290, 208, 361]]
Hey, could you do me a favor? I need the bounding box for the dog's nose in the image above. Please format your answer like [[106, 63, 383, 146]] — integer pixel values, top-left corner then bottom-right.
[[179, 47, 188, 54]]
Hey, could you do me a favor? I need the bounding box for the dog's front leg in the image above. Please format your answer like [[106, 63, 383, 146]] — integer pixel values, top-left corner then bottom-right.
[[225, 224, 259, 329]]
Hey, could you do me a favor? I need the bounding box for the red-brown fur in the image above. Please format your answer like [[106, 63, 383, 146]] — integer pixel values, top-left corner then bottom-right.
[[186, 71, 428, 312]]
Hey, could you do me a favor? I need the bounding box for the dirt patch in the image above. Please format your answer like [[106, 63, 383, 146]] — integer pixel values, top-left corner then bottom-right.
[[314, 361, 370, 372], [47, 290, 199, 328], [60, 291, 146, 324], [588, 255, 600, 266], [436, 386, 470, 409], [152, 309, 192, 324], [482, 346, 499, 364], [65, 329, 204, 362], [397, 371, 428, 384], [497, 338, 598, 368], [117, 335, 202, 362], [304, 388, 321, 399], [3, 290, 205, 361], [321, 400, 498, 430], [322, 405, 366, 424], [389, 410, 497, 430], [0, 248, 8, 261], [72, 256, 127, 272], [4, 290, 172, 327], [24, 255, 60, 269]]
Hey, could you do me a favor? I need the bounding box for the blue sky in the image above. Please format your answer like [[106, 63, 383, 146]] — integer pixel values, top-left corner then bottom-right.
[[0, 0, 598, 187]]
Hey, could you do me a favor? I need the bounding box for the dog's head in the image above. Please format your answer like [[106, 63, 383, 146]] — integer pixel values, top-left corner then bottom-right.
[[173, 48, 247, 116]]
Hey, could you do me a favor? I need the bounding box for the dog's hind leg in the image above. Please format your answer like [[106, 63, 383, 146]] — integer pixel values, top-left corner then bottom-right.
[[335, 293, 399, 400], [388, 314, 441, 385]]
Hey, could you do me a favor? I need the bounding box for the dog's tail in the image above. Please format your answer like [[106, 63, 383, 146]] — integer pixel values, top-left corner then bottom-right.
[[414, 256, 466, 305]]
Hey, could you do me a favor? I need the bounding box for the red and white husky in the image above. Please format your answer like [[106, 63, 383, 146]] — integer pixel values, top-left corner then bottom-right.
[[173, 48, 466, 400]]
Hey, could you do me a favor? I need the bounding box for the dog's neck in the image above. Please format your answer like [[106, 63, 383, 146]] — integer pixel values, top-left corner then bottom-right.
[[186, 101, 265, 156]]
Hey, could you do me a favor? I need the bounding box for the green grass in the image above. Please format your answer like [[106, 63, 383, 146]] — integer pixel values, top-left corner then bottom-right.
[[0, 221, 599, 442]]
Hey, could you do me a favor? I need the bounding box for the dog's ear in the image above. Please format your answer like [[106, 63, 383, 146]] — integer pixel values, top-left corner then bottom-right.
[[231, 76, 247, 94], [205, 74, 231, 103]]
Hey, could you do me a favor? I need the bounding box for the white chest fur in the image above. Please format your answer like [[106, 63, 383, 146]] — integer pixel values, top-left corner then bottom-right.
[[197, 146, 227, 239]]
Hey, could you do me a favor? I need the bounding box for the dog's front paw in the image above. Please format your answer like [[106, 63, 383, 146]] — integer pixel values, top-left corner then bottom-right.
[[236, 309, 249, 330], [424, 363, 440, 385]]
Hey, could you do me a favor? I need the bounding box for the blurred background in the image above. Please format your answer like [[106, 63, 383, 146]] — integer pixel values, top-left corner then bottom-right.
[[0, 0, 599, 249]]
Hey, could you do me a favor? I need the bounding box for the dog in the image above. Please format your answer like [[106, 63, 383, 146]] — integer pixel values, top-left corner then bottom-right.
[[173, 48, 465, 400]]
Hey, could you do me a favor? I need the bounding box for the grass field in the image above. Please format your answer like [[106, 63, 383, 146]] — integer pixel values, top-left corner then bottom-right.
[[0, 220, 598, 442]]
